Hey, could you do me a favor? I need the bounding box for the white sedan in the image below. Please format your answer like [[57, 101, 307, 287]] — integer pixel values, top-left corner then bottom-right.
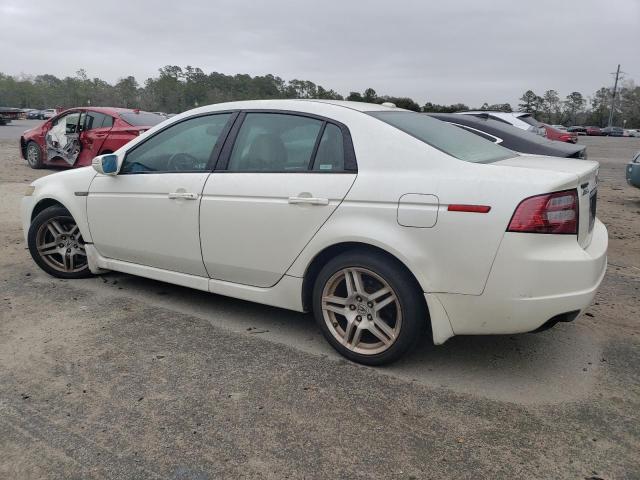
[[21, 100, 608, 365]]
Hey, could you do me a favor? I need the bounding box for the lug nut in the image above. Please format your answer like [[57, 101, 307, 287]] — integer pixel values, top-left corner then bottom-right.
[[367, 301, 373, 307], [349, 305, 356, 310], [58, 243, 64, 248], [356, 315, 362, 321], [61, 235, 66, 240], [66, 248, 71, 253], [74, 244, 78, 248], [367, 314, 372, 320], [356, 296, 362, 302]]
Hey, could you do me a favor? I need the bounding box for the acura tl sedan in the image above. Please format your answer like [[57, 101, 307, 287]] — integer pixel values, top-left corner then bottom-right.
[[21, 100, 608, 365]]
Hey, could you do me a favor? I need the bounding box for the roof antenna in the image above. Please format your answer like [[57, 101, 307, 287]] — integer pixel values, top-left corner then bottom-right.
[[381, 102, 396, 108]]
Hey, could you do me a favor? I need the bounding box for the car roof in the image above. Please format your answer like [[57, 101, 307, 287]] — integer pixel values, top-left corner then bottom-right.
[[187, 99, 402, 114]]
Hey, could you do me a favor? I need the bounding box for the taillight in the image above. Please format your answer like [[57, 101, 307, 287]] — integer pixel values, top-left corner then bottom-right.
[[507, 189, 578, 234]]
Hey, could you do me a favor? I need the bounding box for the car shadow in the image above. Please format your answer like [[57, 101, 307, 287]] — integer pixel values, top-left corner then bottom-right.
[[90, 271, 602, 405]]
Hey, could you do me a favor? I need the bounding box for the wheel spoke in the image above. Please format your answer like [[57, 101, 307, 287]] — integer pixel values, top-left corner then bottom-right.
[[68, 225, 79, 237], [39, 245, 60, 256], [369, 286, 391, 302], [342, 319, 356, 345], [368, 321, 392, 345], [63, 252, 73, 271], [38, 241, 57, 252], [344, 269, 364, 296], [371, 316, 395, 342], [323, 304, 347, 316], [350, 325, 363, 348], [323, 295, 348, 306], [50, 220, 65, 235], [46, 224, 59, 237], [374, 294, 396, 312]]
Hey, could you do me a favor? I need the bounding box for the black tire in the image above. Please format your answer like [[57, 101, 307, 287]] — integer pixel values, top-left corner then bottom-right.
[[25, 141, 43, 169], [27, 206, 93, 279], [312, 250, 426, 365]]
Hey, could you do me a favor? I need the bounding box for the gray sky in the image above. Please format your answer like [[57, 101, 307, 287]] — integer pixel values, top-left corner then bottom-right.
[[1, 0, 638, 107]]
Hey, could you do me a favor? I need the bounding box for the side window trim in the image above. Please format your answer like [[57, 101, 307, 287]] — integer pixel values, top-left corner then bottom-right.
[[215, 109, 357, 173], [119, 111, 239, 175], [308, 121, 327, 171]]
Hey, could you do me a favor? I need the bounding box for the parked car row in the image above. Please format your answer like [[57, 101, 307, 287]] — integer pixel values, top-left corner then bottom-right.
[[25, 109, 58, 120]]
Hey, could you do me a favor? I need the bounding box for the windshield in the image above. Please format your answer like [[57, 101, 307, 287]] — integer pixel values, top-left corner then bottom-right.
[[369, 111, 516, 163], [119, 111, 166, 127]]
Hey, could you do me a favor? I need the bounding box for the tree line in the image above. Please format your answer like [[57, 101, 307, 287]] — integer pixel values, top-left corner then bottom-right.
[[518, 86, 640, 128], [0, 66, 637, 127]]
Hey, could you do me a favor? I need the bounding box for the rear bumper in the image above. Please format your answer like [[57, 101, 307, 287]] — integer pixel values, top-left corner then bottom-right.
[[433, 219, 608, 335]]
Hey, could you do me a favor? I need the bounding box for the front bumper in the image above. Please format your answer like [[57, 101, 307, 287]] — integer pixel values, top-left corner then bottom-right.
[[433, 219, 608, 335], [21, 195, 35, 244]]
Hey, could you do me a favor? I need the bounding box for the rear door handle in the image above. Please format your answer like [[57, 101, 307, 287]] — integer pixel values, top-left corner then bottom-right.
[[168, 192, 199, 200], [288, 196, 329, 206]]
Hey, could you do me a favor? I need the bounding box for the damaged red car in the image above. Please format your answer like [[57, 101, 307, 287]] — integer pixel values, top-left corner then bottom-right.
[[20, 108, 166, 169]]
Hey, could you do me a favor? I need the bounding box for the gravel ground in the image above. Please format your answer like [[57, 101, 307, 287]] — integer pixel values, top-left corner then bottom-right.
[[0, 130, 639, 479]]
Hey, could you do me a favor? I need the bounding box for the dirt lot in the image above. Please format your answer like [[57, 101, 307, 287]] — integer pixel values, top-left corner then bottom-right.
[[1, 126, 639, 479]]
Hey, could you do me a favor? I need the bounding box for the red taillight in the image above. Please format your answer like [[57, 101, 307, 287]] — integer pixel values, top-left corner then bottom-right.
[[560, 134, 572, 142], [507, 189, 578, 234]]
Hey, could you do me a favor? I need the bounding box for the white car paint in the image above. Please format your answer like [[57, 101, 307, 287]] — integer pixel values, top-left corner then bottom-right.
[[22, 99, 608, 347]]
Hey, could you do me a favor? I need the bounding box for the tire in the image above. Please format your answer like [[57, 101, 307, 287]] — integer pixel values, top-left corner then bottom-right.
[[25, 141, 43, 169], [312, 250, 426, 365], [27, 206, 92, 279]]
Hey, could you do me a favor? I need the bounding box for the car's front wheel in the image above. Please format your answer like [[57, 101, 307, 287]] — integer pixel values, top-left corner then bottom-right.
[[26, 141, 43, 169], [27, 206, 92, 279], [312, 250, 426, 365]]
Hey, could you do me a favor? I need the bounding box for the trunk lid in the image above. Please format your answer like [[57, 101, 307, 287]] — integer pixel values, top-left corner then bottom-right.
[[494, 156, 599, 248]]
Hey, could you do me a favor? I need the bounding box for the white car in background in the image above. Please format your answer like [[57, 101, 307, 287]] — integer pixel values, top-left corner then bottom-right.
[[459, 111, 547, 136], [21, 100, 608, 365]]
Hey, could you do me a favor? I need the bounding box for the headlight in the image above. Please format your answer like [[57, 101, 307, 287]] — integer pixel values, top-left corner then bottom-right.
[[24, 185, 35, 196]]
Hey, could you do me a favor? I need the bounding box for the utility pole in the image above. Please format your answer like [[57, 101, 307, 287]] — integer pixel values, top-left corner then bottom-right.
[[608, 64, 621, 127]]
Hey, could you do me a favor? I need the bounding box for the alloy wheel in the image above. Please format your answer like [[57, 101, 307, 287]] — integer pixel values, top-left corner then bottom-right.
[[35, 217, 87, 273], [321, 267, 402, 355]]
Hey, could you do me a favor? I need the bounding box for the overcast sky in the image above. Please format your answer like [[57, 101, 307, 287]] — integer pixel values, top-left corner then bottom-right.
[[1, 0, 638, 107]]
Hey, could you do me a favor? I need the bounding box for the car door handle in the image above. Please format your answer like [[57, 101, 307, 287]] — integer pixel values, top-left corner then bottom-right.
[[288, 196, 329, 205], [168, 192, 199, 200]]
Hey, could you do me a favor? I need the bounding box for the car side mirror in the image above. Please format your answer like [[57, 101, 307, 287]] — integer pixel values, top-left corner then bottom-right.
[[92, 154, 119, 175]]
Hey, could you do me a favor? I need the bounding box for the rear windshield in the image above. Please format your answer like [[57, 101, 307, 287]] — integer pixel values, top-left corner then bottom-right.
[[369, 111, 516, 163], [119, 111, 166, 127]]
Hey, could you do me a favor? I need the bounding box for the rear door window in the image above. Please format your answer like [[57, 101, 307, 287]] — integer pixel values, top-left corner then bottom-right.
[[84, 112, 108, 130], [227, 113, 323, 171]]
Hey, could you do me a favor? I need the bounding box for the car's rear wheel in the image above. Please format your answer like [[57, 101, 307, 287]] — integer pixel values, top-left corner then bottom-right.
[[27, 206, 92, 279], [312, 250, 425, 365], [26, 141, 43, 169]]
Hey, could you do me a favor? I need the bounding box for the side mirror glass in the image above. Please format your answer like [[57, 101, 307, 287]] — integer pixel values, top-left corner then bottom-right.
[[92, 154, 118, 175]]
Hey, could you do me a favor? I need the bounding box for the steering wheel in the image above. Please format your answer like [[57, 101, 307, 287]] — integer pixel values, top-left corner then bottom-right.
[[167, 152, 200, 171]]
